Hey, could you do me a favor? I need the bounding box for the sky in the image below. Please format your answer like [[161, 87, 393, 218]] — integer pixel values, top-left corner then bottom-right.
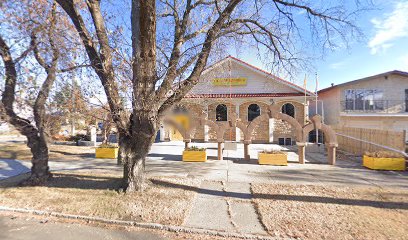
[[233, 0, 408, 92]]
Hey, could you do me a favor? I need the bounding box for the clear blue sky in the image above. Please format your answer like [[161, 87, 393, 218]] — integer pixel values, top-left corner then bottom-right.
[[232, 0, 408, 91]]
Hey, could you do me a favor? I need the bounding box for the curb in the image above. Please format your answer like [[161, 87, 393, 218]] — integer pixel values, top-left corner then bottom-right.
[[0, 206, 282, 240]]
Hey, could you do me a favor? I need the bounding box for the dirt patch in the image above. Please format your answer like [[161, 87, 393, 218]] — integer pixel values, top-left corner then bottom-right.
[[0, 172, 200, 225], [0, 142, 95, 161], [251, 183, 408, 240]]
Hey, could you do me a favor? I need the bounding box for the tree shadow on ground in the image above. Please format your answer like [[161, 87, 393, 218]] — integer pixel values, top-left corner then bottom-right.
[[0, 173, 123, 191], [150, 179, 408, 210], [147, 153, 182, 161], [51, 150, 95, 158]]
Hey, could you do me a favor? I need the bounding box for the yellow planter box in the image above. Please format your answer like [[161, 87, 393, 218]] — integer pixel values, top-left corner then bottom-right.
[[95, 148, 119, 159], [258, 153, 288, 165], [182, 151, 207, 162], [363, 155, 405, 171]]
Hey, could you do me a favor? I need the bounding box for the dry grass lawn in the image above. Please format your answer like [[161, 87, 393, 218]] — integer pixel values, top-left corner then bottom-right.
[[252, 183, 408, 240], [0, 142, 95, 161], [0, 172, 200, 225]]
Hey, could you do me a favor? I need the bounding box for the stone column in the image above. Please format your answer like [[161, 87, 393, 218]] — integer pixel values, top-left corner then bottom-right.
[[159, 122, 165, 141], [90, 126, 97, 146], [268, 118, 274, 143], [296, 142, 306, 164], [204, 104, 209, 142], [184, 139, 191, 149], [327, 143, 337, 165], [235, 104, 240, 141], [244, 140, 251, 160], [217, 141, 223, 160]]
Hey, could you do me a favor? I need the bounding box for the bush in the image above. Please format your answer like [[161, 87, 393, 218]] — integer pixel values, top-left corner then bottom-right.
[[52, 134, 71, 141], [185, 146, 206, 151], [260, 150, 286, 154], [364, 151, 404, 158], [68, 134, 91, 142], [98, 143, 118, 148]]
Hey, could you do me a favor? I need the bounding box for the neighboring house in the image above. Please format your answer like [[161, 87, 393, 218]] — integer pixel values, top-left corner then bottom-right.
[[318, 70, 408, 139], [162, 56, 315, 144]]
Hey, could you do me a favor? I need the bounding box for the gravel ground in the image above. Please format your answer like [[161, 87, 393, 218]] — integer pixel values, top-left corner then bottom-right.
[[0, 172, 200, 225], [251, 183, 408, 240]]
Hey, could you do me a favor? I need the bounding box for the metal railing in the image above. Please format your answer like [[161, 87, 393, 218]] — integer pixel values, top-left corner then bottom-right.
[[340, 100, 408, 113]]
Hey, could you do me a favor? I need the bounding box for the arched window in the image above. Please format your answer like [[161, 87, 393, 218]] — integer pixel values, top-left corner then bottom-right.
[[282, 103, 295, 118], [248, 104, 260, 121], [216, 104, 227, 121]]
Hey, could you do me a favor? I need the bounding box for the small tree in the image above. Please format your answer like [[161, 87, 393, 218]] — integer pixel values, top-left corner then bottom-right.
[[56, 0, 364, 191], [0, 0, 86, 184]]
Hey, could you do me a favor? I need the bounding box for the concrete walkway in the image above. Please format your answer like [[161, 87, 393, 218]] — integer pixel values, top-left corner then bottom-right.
[[1, 141, 407, 189], [0, 159, 30, 180], [183, 181, 266, 235]]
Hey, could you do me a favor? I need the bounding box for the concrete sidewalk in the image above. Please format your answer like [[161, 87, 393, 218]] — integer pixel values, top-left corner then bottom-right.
[[1, 141, 407, 189], [183, 181, 266, 235]]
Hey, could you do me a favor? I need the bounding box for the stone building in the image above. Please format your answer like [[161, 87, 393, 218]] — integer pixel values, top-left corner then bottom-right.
[[161, 56, 315, 144]]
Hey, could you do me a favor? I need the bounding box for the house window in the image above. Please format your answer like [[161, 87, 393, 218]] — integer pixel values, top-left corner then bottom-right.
[[344, 89, 383, 110], [216, 104, 228, 121], [278, 137, 292, 146], [281, 103, 295, 118], [248, 104, 260, 121]]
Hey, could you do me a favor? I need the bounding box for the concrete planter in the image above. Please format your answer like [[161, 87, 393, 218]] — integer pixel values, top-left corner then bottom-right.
[[95, 148, 119, 159], [182, 151, 207, 162], [363, 155, 405, 171], [258, 153, 287, 165]]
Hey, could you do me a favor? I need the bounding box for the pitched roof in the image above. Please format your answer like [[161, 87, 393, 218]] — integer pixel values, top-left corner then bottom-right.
[[201, 56, 315, 96], [318, 70, 408, 94], [185, 93, 306, 98]]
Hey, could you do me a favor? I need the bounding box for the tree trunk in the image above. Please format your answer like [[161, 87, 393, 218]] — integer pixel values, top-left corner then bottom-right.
[[120, 113, 158, 192], [22, 131, 52, 185]]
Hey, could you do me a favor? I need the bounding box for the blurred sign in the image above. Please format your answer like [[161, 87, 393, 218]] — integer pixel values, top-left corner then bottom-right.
[[212, 77, 247, 86]]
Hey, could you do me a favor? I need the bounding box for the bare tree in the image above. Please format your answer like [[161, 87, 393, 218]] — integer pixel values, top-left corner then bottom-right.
[[55, 0, 364, 191], [0, 0, 87, 184]]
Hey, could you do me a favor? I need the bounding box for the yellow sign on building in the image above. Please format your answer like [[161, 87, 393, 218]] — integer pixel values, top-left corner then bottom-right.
[[212, 77, 247, 86]]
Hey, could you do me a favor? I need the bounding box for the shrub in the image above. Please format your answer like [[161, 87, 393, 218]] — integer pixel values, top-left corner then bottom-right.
[[364, 151, 404, 158], [260, 150, 286, 154], [185, 146, 206, 151], [68, 134, 91, 142], [98, 143, 118, 148]]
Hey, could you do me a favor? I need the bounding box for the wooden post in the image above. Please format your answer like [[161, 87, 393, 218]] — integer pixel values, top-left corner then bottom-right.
[[296, 142, 306, 164], [218, 142, 223, 160]]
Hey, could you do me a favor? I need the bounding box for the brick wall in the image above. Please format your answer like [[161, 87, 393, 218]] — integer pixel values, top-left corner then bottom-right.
[[239, 101, 269, 142], [272, 100, 305, 143], [208, 101, 236, 141]]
